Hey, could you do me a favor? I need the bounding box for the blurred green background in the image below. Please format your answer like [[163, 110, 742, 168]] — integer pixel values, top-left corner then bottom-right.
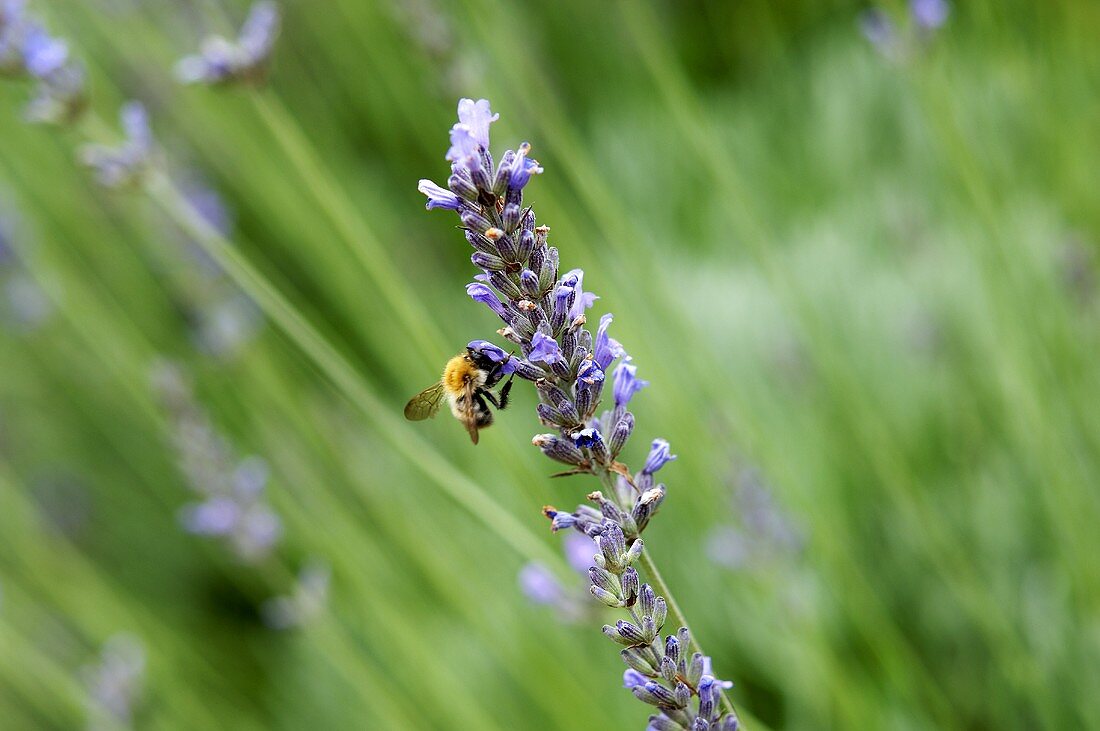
[[2, 0, 1099, 728]]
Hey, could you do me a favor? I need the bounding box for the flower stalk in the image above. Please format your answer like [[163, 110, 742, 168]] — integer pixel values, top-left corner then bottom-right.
[[419, 98, 744, 731]]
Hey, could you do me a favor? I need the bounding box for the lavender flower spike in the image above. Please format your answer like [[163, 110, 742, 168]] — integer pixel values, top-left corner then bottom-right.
[[175, 1, 280, 86], [79, 102, 156, 189], [418, 99, 742, 729]]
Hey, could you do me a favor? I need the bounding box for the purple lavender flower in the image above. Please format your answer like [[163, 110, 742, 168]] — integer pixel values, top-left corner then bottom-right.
[[911, 0, 949, 30], [79, 102, 156, 188], [859, 9, 897, 56], [175, 1, 280, 86], [519, 562, 564, 605], [642, 439, 677, 475], [613, 356, 648, 407], [262, 560, 331, 629], [0, 2, 86, 123], [153, 362, 282, 563], [82, 634, 145, 730], [419, 99, 741, 729], [418, 179, 461, 210]]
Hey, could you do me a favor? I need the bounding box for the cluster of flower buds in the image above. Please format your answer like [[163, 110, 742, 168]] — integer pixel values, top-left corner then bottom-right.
[[80, 101, 157, 189], [562, 522, 739, 730], [175, 1, 281, 86], [0, 0, 87, 124], [152, 362, 282, 563]]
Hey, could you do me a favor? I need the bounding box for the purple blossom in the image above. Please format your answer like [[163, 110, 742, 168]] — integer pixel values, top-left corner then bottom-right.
[[456, 97, 497, 150], [561, 268, 598, 321], [446, 123, 481, 166], [21, 23, 66, 78], [180, 496, 241, 535], [418, 179, 461, 210], [859, 9, 897, 55], [623, 669, 649, 689], [911, 0, 949, 30], [79, 101, 155, 188], [175, 1, 280, 86], [563, 532, 597, 574], [467, 339, 517, 375], [642, 439, 677, 475], [613, 356, 648, 407], [466, 282, 507, 318], [593, 313, 622, 369], [508, 141, 543, 190], [519, 562, 564, 605], [529, 330, 564, 365]]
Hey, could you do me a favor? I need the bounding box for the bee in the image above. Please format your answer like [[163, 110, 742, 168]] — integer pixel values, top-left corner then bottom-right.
[[404, 344, 514, 444]]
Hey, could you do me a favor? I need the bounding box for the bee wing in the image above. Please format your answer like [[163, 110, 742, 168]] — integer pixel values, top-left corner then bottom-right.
[[404, 382, 447, 421], [462, 381, 480, 445]]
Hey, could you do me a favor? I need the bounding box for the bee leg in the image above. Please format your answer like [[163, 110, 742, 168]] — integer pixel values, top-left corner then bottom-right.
[[496, 373, 515, 411]]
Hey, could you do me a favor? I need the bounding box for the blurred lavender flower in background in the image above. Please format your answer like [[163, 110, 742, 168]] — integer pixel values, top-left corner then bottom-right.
[[262, 560, 331, 630], [175, 181, 264, 359], [705, 467, 803, 572], [175, 1, 280, 86], [82, 634, 145, 731], [0, 0, 87, 123], [861, 0, 950, 61], [152, 362, 281, 563], [518, 532, 601, 622], [0, 211, 52, 332], [911, 0, 950, 31], [419, 99, 741, 730], [80, 102, 156, 189]]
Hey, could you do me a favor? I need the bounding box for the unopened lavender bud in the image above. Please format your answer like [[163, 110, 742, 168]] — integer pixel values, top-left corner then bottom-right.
[[622, 647, 657, 675], [591, 585, 624, 607], [693, 717, 710, 731], [551, 284, 574, 332], [674, 682, 691, 709], [519, 269, 541, 298], [492, 149, 515, 196], [697, 676, 716, 721], [616, 619, 648, 646], [448, 172, 479, 201], [625, 537, 644, 565], [652, 598, 667, 632], [687, 653, 705, 688], [603, 624, 635, 647], [648, 716, 685, 731], [639, 584, 656, 618], [471, 251, 507, 271], [609, 411, 635, 457], [532, 433, 585, 466], [460, 209, 492, 234], [516, 228, 535, 263], [641, 615, 657, 643], [632, 485, 666, 533], [510, 358, 545, 381], [660, 655, 678, 683], [677, 627, 691, 650], [486, 271, 521, 300], [535, 404, 566, 427], [621, 567, 640, 607], [717, 715, 739, 731], [538, 247, 559, 292], [598, 522, 627, 568], [588, 566, 620, 597], [641, 681, 679, 708], [502, 202, 522, 233], [495, 231, 518, 262], [665, 635, 681, 664], [587, 491, 624, 524]]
